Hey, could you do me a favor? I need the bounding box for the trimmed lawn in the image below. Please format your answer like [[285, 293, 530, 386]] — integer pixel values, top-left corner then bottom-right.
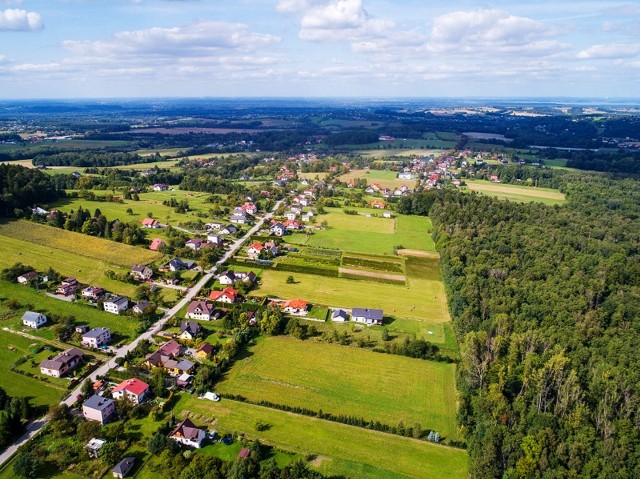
[[217, 336, 460, 440], [288, 208, 435, 254], [0, 332, 66, 407], [0, 280, 141, 342], [252, 257, 449, 324], [465, 180, 566, 205], [173, 395, 468, 479], [337, 169, 419, 189]]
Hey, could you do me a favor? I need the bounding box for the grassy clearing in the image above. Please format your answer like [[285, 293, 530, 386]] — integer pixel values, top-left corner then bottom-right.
[[0, 332, 65, 407], [173, 395, 468, 479], [0, 221, 160, 267], [52, 189, 218, 228], [465, 180, 566, 205], [287, 208, 435, 254], [218, 336, 460, 439], [252, 257, 449, 324], [298, 171, 329, 180], [0, 279, 141, 342], [337, 169, 418, 189], [359, 148, 448, 158]]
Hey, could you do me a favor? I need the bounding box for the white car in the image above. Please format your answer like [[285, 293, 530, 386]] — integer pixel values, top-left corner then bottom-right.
[[202, 391, 220, 402]]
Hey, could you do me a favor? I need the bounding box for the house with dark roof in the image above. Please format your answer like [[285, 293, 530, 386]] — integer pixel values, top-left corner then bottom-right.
[[130, 265, 153, 281], [112, 457, 136, 478], [351, 308, 384, 326], [17, 271, 38, 284], [169, 418, 206, 448], [179, 321, 201, 341], [331, 309, 349, 323], [185, 301, 215, 321], [82, 327, 111, 348], [103, 296, 129, 315], [40, 347, 84, 378], [195, 342, 215, 360], [83, 395, 116, 424]]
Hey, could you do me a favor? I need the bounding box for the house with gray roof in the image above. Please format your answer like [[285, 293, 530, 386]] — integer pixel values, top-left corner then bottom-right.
[[112, 457, 135, 478], [351, 308, 384, 326], [83, 395, 116, 424], [22, 311, 47, 329]]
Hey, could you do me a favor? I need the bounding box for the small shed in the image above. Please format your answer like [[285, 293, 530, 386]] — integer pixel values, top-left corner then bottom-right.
[[112, 457, 136, 478]]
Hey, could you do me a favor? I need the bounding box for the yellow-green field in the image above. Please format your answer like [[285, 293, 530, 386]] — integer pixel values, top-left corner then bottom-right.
[[173, 395, 468, 479], [359, 148, 447, 158], [252, 257, 449, 325], [338, 169, 419, 189], [0, 221, 160, 296], [287, 208, 436, 254], [465, 180, 566, 205], [218, 336, 460, 439]]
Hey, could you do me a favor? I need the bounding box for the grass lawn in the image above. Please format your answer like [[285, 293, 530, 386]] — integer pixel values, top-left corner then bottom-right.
[[337, 169, 419, 189], [0, 280, 141, 342], [0, 224, 150, 298], [287, 208, 435, 254], [218, 336, 460, 439], [51, 189, 219, 228], [465, 180, 566, 205], [0, 332, 66, 407], [173, 395, 468, 479], [252, 256, 449, 324]]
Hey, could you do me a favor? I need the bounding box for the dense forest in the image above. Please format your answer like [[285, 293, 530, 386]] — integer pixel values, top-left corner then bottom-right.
[[0, 164, 64, 217], [424, 171, 640, 478]]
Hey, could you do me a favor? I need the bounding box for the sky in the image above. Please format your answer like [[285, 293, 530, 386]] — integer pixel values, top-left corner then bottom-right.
[[0, 0, 639, 99]]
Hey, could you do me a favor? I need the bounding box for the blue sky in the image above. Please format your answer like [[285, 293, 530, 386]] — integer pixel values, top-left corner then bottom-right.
[[0, 0, 638, 98]]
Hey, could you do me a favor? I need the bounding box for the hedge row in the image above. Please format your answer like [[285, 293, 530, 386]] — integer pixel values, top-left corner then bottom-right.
[[341, 256, 404, 272], [339, 272, 406, 285]]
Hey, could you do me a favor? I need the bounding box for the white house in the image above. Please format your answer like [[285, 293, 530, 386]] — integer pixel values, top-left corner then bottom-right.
[[247, 243, 263, 259], [185, 239, 203, 251], [40, 348, 84, 378], [284, 211, 298, 221], [270, 223, 286, 237], [22, 311, 47, 329], [218, 271, 236, 285], [331, 309, 349, 323], [103, 296, 129, 315], [230, 213, 247, 224], [351, 308, 384, 326], [169, 418, 205, 448], [112, 378, 150, 404], [82, 328, 111, 348], [185, 301, 215, 321], [17, 271, 38, 284]]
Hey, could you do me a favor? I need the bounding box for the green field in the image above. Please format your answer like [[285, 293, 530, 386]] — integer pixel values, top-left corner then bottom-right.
[[0, 222, 158, 297], [173, 395, 467, 479], [51, 189, 220, 228], [287, 208, 435, 254], [0, 279, 141, 342], [0, 332, 66, 407], [337, 169, 418, 189], [465, 180, 566, 205], [252, 257, 449, 325], [359, 148, 447, 158], [218, 336, 459, 439]]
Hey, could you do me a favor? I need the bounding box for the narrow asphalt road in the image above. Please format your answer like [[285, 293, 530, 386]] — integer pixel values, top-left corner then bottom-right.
[[0, 199, 283, 467]]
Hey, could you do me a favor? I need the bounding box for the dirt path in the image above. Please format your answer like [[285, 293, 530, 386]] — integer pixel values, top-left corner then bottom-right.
[[339, 267, 406, 282], [396, 249, 440, 259]]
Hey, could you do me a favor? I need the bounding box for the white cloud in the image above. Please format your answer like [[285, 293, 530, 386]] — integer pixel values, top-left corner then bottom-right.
[[429, 9, 556, 52], [577, 43, 640, 59], [0, 8, 43, 31], [62, 21, 279, 59]]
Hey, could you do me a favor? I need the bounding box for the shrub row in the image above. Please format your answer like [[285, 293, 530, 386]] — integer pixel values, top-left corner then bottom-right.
[[341, 256, 404, 272]]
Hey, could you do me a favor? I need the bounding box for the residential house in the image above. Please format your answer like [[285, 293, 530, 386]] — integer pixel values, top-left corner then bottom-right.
[[133, 301, 152, 315], [180, 321, 201, 341], [230, 213, 247, 224], [86, 438, 106, 459], [241, 202, 257, 215], [351, 308, 384, 326], [263, 241, 279, 257], [17, 271, 38, 284], [112, 378, 150, 404], [218, 270, 236, 285], [153, 183, 169, 191], [398, 172, 415, 180], [206, 234, 222, 246], [169, 418, 205, 449], [281, 299, 308, 316], [82, 286, 106, 301], [82, 328, 111, 348], [235, 271, 257, 285], [331, 309, 349, 322], [205, 222, 223, 231], [21, 311, 47, 329], [75, 325, 89, 334], [82, 395, 116, 424], [40, 347, 84, 378], [283, 219, 302, 230], [130, 265, 153, 281], [185, 301, 215, 320], [209, 286, 238, 304], [270, 222, 286, 237], [284, 210, 298, 221], [103, 296, 129, 315], [141, 218, 160, 228], [220, 225, 237, 235], [247, 242, 263, 259], [177, 374, 193, 388], [158, 339, 182, 358], [371, 201, 386, 209], [149, 238, 165, 251], [195, 342, 215, 360], [173, 359, 195, 375], [185, 238, 203, 251], [56, 277, 78, 296], [112, 457, 136, 479]]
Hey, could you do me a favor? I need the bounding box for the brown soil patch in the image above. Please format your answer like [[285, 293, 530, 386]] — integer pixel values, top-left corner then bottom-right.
[[396, 249, 440, 259], [339, 267, 406, 282]]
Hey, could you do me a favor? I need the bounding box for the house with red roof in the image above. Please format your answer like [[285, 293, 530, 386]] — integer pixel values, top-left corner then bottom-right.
[[112, 378, 150, 404], [209, 286, 238, 303], [281, 299, 309, 316], [247, 242, 264, 259], [149, 238, 165, 251], [371, 200, 386, 209], [141, 218, 160, 228]]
